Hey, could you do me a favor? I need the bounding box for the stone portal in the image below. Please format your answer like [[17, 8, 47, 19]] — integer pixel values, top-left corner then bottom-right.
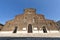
[[13, 26, 18, 33], [28, 24, 32, 33], [43, 26, 47, 33]]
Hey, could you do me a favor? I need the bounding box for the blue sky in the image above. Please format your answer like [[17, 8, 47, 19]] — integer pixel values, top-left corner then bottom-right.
[[0, 0, 60, 24]]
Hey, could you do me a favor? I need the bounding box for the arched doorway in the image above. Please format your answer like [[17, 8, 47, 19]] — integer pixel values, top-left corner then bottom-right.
[[42, 26, 47, 33], [13, 26, 18, 33], [28, 24, 32, 33]]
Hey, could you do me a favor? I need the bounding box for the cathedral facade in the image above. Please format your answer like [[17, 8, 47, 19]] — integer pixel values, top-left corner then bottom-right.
[[1, 8, 59, 33]]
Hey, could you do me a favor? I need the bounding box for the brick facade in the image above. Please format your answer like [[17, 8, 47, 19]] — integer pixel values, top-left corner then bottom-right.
[[1, 8, 59, 33]]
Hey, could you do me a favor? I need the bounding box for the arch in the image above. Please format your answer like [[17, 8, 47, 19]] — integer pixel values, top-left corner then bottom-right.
[[42, 26, 47, 33], [28, 24, 32, 33], [13, 26, 18, 33]]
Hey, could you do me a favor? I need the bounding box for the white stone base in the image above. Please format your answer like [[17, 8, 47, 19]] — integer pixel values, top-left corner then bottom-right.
[[0, 31, 13, 33], [33, 31, 38, 33], [17, 31, 27, 33], [39, 30, 43, 33], [49, 31, 59, 33], [0, 30, 59, 33], [0, 30, 60, 37], [0, 33, 60, 37]]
